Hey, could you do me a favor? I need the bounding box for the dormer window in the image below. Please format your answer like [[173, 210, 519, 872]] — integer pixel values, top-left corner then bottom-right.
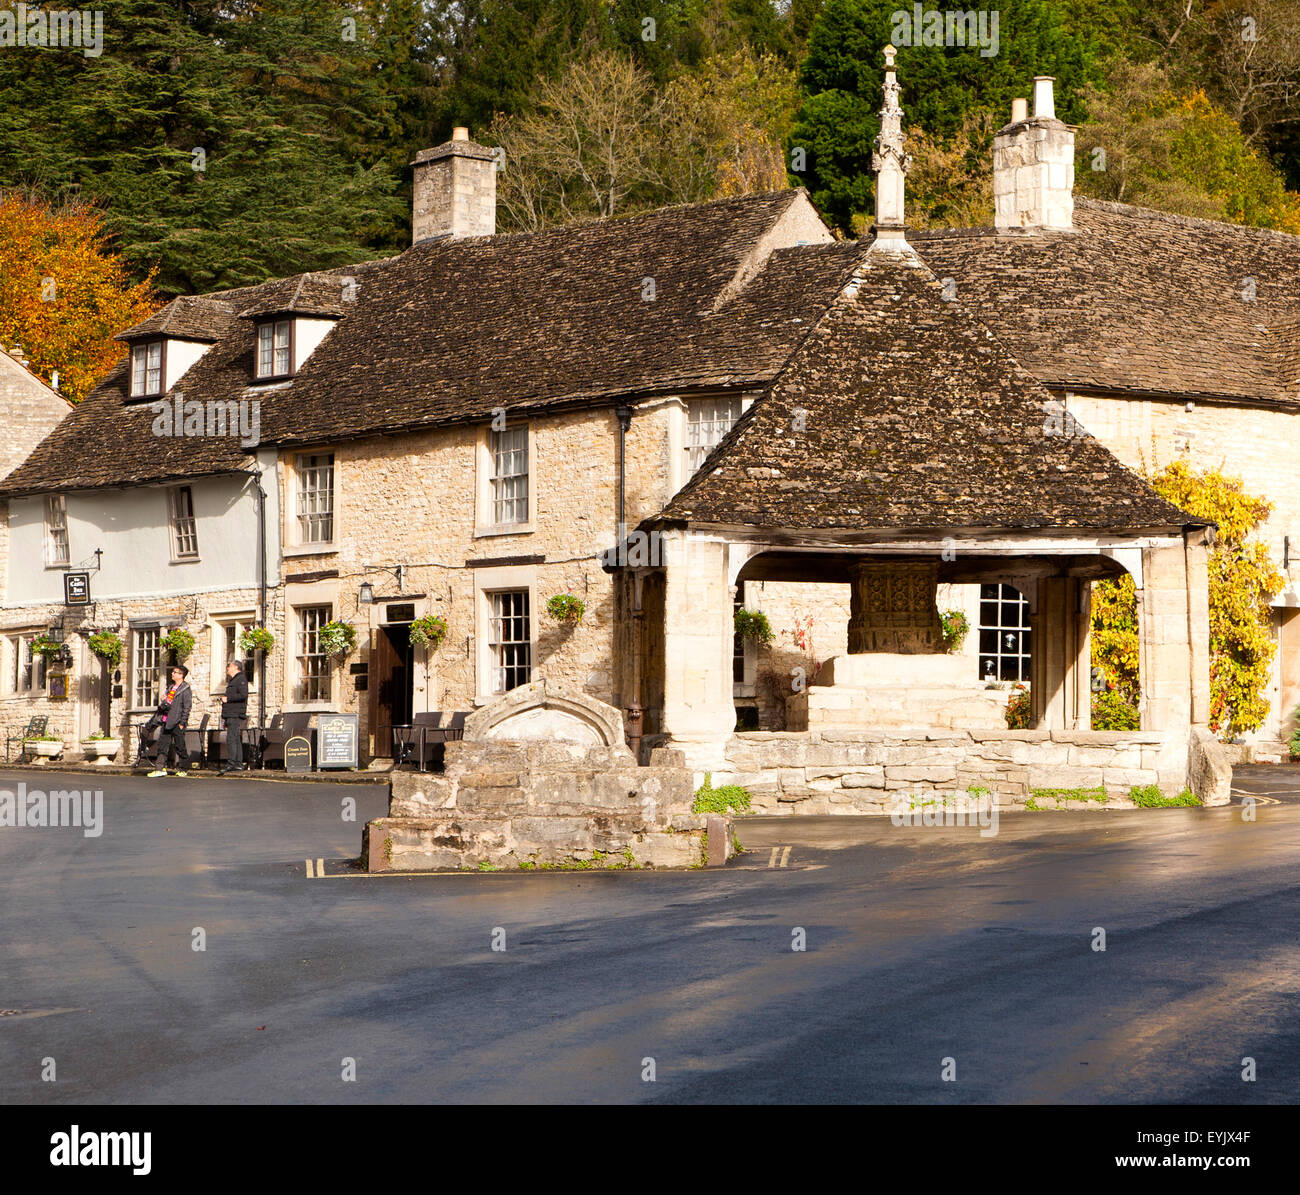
[[130, 340, 164, 397], [256, 319, 293, 380]]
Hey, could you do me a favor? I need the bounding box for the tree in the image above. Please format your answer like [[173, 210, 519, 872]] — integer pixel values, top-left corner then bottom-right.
[[0, 0, 410, 294], [905, 109, 996, 229], [0, 192, 159, 403], [659, 50, 801, 202], [1091, 461, 1285, 739], [791, 0, 1102, 232], [1076, 60, 1300, 234], [489, 51, 664, 230], [488, 47, 799, 231]]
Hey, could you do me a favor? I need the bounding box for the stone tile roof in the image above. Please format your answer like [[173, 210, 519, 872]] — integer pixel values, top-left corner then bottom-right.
[[257, 193, 859, 446], [1, 191, 860, 496], [114, 295, 237, 343], [236, 272, 350, 319], [655, 243, 1204, 536], [914, 198, 1300, 407]]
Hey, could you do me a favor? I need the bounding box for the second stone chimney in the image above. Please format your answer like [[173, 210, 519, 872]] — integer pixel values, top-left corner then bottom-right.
[[411, 127, 497, 243], [993, 77, 1074, 233]]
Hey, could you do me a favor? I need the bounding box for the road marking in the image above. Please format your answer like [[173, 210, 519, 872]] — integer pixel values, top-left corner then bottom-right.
[[305, 858, 325, 878], [1230, 790, 1282, 805], [767, 846, 792, 869]]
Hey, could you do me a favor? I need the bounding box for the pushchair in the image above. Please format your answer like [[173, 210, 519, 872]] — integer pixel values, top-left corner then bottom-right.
[[134, 714, 164, 765]]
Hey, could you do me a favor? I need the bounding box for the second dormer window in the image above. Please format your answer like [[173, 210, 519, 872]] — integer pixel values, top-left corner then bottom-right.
[[257, 319, 292, 379], [130, 340, 163, 397]]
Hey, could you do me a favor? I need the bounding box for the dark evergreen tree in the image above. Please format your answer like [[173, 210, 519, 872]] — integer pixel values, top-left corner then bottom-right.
[[789, 0, 1103, 232]]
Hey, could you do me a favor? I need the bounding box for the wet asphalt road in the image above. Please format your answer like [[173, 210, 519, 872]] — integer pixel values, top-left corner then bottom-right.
[[1, 764, 1298, 1104]]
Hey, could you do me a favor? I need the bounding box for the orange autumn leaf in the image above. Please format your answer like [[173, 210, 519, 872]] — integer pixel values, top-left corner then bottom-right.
[[0, 192, 159, 402]]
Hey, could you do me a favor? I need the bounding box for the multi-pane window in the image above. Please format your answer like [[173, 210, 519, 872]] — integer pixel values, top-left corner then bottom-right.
[[296, 453, 334, 544], [216, 618, 257, 690], [44, 494, 69, 566], [979, 584, 1032, 682], [8, 634, 47, 694], [257, 320, 292, 378], [489, 590, 531, 693], [686, 397, 743, 478], [733, 584, 746, 684], [130, 341, 163, 397], [133, 628, 163, 708], [295, 605, 331, 702], [168, 486, 199, 559], [490, 426, 529, 525]]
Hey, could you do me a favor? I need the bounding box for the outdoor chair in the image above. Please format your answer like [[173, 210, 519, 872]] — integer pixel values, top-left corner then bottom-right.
[[407, 711, 468, 772], [261, 713, 314, 769], [5, 715, 48, 763]]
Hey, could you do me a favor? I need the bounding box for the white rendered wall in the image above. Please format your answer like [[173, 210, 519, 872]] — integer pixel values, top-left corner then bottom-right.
[[4, 454, 281, 605]]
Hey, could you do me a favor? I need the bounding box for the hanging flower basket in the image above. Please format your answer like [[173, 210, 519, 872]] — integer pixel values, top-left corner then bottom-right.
[[940, 610, 970, 653], [408, 615, 448, 651], [733, 609, 774, 645], [30, 633, 64, 661], [239, 626, 275, 654], [319, 620, 357, 658], [545, 594, 585, 624], [160, 628, 195, 661], [87, 630, 123, 669]]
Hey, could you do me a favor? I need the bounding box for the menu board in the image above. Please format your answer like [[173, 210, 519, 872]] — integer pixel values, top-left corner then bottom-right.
[[317, 713, 358, 769], [284, 735, 312, 773]]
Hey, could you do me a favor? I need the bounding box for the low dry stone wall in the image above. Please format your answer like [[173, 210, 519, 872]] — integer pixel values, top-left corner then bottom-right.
[[713, 728, 1217, 815], [364, 741, 720, 871]]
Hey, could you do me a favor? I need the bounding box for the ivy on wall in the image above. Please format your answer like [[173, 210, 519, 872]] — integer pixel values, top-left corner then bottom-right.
[[1091, 461, 1284, 739]]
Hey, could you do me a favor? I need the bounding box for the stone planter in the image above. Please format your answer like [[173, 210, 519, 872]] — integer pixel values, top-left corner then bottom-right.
[[82, 738, 122, 764], [26, 740, 64, 761]]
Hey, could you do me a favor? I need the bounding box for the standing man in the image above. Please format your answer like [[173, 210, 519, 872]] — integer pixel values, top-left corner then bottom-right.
[[220, 658, 249, 774], [147, 665, 192, 778]]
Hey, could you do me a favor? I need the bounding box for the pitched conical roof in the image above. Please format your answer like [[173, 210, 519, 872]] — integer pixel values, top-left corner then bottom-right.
[[657, 243, 1204, 536]]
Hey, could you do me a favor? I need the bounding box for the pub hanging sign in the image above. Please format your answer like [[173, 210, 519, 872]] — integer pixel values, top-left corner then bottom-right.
[[64, 571, 91, 606]]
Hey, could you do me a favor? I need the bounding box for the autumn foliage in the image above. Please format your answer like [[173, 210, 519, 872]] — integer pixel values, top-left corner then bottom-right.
[[1091, 461, 1284, 739], [0, 193, 158, 403]]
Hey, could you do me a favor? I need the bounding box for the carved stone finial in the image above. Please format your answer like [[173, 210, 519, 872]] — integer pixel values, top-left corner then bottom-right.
[[871, 43, 911, 241]]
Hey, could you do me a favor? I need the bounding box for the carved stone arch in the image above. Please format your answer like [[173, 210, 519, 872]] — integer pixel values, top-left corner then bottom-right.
[[463, 679, 631, 755]]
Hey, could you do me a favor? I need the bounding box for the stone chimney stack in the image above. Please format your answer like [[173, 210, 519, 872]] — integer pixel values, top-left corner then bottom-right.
[[870, 44, 912, 248], [411, 126, 497, 243], [993, 77, 1074, 232]]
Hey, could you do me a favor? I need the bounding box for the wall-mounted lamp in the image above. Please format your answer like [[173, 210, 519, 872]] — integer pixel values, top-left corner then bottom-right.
[[359, 582, 374, 605]]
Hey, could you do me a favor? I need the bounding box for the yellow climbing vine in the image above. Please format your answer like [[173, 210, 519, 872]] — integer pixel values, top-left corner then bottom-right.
[[1091, 461, 1283, 739]]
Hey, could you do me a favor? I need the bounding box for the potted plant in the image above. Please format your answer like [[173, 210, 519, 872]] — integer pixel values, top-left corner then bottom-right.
[[940, 610, 969, 653], [25, 732, 65, 761], [87, 630, 123, 669], [733, 609, 774, 645], [1005, 683, 1031, 730], [82, 730, 123, 764], [545, 594, 585, 624], [160, 628, 195, 662], [408, 615, 448, 651], [319, 620, 357, 658], [239, 626, 275, 655]]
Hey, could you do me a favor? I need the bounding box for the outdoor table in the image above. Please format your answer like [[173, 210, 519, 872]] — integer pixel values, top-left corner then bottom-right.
[[242, 724, 265, 770], [389, 724, 421, 770]]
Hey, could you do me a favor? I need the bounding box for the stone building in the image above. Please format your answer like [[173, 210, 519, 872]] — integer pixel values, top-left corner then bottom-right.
[[0, 61, 1293, 793]]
